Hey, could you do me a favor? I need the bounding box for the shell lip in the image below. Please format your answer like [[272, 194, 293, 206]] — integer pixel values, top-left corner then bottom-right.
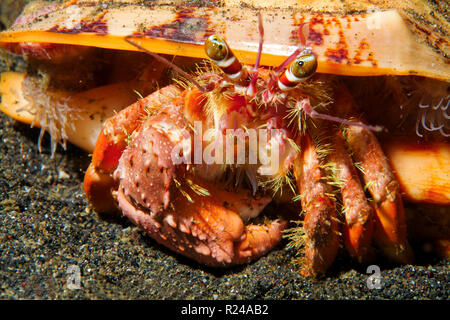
[[2, 0, 450, 82], [1, 30, 448, 82]]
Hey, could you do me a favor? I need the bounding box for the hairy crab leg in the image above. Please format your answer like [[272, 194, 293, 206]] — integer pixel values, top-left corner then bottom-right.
[[345, 125, 415, 264], [293, 134, 340, 277], [327, 128, 375, 263], [331, 84, 414, 264]]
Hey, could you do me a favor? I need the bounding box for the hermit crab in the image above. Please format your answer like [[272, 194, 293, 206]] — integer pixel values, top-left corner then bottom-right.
[[0, 0, 448, 276]]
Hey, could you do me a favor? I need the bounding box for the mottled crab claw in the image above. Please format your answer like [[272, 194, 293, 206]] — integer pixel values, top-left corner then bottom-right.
[[83, 85, 182, 213], [116, 177, 286, 266]]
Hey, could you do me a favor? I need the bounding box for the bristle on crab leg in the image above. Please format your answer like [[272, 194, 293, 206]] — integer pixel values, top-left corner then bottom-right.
[[293, 134, 340, 277], [345, 125, 415, 264]]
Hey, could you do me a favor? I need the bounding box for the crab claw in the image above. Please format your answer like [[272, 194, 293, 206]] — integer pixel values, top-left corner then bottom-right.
[[116, 177, 286, 266], [83, 85, 181, 213], [110, 101, 286, 266]]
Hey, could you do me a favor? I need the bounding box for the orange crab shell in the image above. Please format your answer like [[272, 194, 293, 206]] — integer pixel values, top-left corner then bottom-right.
[[0, 0, 448, 81]]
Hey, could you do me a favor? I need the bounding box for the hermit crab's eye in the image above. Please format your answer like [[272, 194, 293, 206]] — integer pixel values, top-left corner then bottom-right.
[[277, 53, 318, 91], [205, 35, 228, 61], [290, 53, 317, 80], [204, 34, 248, 85]]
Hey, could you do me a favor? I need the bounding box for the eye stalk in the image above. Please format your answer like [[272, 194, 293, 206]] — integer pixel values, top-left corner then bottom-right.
[[204, 34, 249, 85], [290, 54, 317, 80], [277, 52, 318, 91], [205, 35, 228, 61]]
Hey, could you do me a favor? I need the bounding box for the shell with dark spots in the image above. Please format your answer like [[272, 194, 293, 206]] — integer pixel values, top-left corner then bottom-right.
[[1, 0, 448, 80]]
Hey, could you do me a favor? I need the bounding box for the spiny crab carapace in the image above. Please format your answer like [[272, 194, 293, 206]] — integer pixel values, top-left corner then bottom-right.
[[0, 0, 449, 276]]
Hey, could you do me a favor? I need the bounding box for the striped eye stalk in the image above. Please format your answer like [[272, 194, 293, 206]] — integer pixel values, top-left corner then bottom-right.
[[204, 35, 249, 86], [277, 53, 317, 91]]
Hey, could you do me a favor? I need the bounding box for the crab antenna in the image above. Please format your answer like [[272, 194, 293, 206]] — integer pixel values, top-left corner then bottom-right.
[[274, 22, 309, 75], [254, 12, 264, 71], [125, 37, 209, 93], [298, 23, 307, 48], [274, 48, 302, 75], [247, 12, 264, 97], [297, 99, 384, 132]]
